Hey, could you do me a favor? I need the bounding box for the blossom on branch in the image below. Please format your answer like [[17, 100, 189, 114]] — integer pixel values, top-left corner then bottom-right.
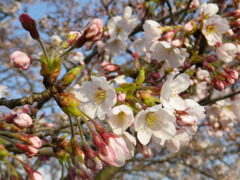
[[134, 105, 176, 145], [106, 105, 134, 135], [74, 76, 117, 119], [202, 15, 229, 46]]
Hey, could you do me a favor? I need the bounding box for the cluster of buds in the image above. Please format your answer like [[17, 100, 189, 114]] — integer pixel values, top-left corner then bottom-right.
[[13, 134, 42, 157], [212, 68, 239, 91], [92, 122, 129, 167]]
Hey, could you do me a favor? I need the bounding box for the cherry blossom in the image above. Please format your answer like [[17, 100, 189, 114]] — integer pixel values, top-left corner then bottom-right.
[[106, 105, 134, 135], [134, 105, 176, 145], [199, 3, 219, 17], [152, 41, 189, 68], [160, 73, 190, 111], [74, 76, 117, 119], [202, 15, 229, 46], [216, 43, 237, 62]]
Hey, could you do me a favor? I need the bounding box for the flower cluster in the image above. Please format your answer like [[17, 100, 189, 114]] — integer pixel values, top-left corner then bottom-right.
[[1, 1, 239, 179]]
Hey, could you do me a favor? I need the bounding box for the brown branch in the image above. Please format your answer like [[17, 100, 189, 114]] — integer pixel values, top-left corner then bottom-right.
[[0, 85, 59, 109], [198, 89, 240, 106]]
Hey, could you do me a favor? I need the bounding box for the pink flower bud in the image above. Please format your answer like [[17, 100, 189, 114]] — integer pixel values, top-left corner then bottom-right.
[[117, 92, 126, 103], [207, 56, 216, 63], [177, 115, 197, 126], [12, 113, 32, 129], [10, 51, 32, 70], [86, 157, 103, 173], [16, 143, 38, 157], [224, 68, 239, 80], [29, 136, 42, 149], [183, 22, 194, 32], [213, 77, 225, 91], [32, 172, 44, 180], [189, 0, 200, 9], [225, 76, 235, 85], [101, 61, 119, 73], [137, 143, 152, 159], [19, 14, 39, 39], [97, 145, 115, 166], [84, 19, 103, 42]]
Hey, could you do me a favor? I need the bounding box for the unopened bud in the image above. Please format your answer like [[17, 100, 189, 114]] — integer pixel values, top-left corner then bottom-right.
[[59, 66, 83, 90], [117, 92, 126, 103], [55, 93, 81, 117], [135, 67, 145, 85], [40, 58, 61, 86], [16, 143, 38, 157], [101, 61, 119, 73], [19, 13, 40, 39], [97, 145, 115, 166], [73, 19, 103, 48], [137, 143, 152, 159], [12, 113, 32, 129], [10, 51, 32, 70], [213, 77, 225, 91], [224, 68, 239, 80], [62, 31, 82, 49], [0, 145, 9, 160], [177, 115, 197, 126], [84, 19, 103, 42]]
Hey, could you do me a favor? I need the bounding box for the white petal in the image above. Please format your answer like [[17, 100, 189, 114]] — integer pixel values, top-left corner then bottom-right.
[[137, 127, 152, 145], [171, 73, 190, 93]]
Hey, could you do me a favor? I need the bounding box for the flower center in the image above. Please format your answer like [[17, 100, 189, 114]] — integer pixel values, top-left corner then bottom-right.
[[116, 111, 126, 123], [94, 89, 106, 104], [206, 25, 217, 33], [146, 112, 158, 127]]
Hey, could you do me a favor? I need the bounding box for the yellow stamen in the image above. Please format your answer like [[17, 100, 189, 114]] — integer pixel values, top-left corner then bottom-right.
[[146, 112, 159, 127], [116, 111, 126, 123], [206, 25, 217, 33], [94, 89, 106, 104]]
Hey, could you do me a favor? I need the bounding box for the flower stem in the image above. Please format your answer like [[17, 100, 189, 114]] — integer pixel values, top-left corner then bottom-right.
[[37, 38, 50, 65], [0, 135, 16, 145], [59, 46, 75, 58], [75, 116, 86, 144], [68, 114, 75, 138]]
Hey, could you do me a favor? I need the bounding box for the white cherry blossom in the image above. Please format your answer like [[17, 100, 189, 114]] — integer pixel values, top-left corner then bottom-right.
[[216, 43, 237, 63], [134, 105, 176, 145], [107, 6, 137, 41], [160, 73, 190, 111], [152, 41, 189, 68], [106, 105, 134, 135], [202, 15, 229, 46], [74, 76, 117, 119], [199, 3, 219, 17]]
